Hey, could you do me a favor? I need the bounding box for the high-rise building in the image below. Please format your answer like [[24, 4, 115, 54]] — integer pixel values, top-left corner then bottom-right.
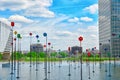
[[99, 0, 120, 56], [0, 21, 12, 52], [0, 21, 12, 59]]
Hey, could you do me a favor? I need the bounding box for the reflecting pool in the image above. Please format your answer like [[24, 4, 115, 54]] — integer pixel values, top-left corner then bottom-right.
[[0, 61, 120, 80]]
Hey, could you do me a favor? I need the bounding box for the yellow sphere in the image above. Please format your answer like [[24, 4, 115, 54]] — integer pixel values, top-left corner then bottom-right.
[[14, 31, 17, 35]]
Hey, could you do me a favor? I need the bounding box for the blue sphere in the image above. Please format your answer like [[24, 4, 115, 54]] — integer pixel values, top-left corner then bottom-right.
[[104, 48, 107, 51], [36, 35, 39, 39], [43, 32, 47, 37]]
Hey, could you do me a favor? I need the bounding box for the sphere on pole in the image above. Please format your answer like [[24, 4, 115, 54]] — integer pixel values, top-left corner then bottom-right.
[[44, 45, 46, 48], [14, 38, 16, 41], [43, 32, 47, 37], [87, 52, 91, 57], [14, 31, 17, 35], [68, 47, 71, 52], [78, 36, 83, 42], [11, 22, 14, 27], [29, 32, 32, 36], [48, 42, 51, 46], [36, 35, 39, 39]]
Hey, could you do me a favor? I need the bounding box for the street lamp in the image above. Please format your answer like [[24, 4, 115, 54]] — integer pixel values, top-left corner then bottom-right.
[[78, 36, 83, 80], [29, 32, 32, 67]]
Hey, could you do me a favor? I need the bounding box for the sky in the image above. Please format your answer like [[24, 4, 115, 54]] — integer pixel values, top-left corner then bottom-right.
[[0, 0, 98, 51]]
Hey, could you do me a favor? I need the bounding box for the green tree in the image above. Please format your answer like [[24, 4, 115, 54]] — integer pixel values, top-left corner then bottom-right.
[[59, 52, 68, 58], [0, 53, 2, 60], [50, 52, 57, 57], [39, 52, 46, 58]]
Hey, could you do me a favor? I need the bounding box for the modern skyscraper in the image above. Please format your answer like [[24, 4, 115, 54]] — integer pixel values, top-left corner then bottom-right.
[[0, 21, 12, 52], [99, 0, 120, 56], [0, 21, 12, 59]]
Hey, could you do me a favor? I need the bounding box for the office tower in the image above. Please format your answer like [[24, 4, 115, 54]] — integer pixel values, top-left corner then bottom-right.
[[99, 0, 120, 56]]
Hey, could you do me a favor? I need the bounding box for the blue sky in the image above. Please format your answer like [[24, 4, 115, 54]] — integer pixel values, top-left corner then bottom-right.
[[0, 0, 98, 51]]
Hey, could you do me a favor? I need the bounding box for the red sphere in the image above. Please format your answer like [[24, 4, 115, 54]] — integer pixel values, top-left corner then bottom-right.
[[87, 52, 91, 57], [68, 47, 70, 51], [14, 38, 16, 41], [78, 36, 83, 41], [86, 49, 88, 52], [48, 42, 51, 45], [11, 22, 14, 27], [29, 33, 32, 36], [44, 45, 46, 47]]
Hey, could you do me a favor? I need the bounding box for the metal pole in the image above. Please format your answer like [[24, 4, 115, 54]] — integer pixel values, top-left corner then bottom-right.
[[30, 35, 32, 67], [108, 52, 111, 77], [68, 51, 71, 76], [80, 54, 82, 80], [48, 44, 50, 73], [14, 38, 16, 70], [45, 36, 48, 80], [10, 27, 14, 74], [105, 50, 107, 72], [88, 60, 90, 79], [16, 38, 20, 79]]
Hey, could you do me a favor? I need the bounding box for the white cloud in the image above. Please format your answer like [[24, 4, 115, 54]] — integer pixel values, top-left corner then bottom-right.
[[87, 26, 98, 32], [55, 31, 73, 37], [0, 0, 54, 18], [80, 17, 93, 22], [68, 17, 79, 23], [9, 15, 33, 23], [0, 18, 10, 25], [84, 4, 98, 14]]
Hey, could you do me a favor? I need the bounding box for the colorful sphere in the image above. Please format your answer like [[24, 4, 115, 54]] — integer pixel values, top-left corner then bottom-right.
[[78, 36, 83, 41], [36, 35, 39, 39], [43, 32, 47, 37], [48, 42, 51, 45], [87, 52, 91, 57], [44, 45, 46, 47], [29, 32, 32, 36], [14, 31, 17, 35], [14, 38, 16, 41], [11, 22, 14, 27], [68, 47, 70, 51]]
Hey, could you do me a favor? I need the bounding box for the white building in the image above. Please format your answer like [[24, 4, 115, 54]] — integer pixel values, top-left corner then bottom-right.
[[0, 21, 12, 59]]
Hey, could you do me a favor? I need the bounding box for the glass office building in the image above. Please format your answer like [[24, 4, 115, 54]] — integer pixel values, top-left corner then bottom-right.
[[0, 21, 12, 53], [99, 0, 120, 56]]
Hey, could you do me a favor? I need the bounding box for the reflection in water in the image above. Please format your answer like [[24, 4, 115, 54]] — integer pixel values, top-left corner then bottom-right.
[[58, 67, 61, 80], [0, 61, 120, 80], [36, 70, 38, 80]]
